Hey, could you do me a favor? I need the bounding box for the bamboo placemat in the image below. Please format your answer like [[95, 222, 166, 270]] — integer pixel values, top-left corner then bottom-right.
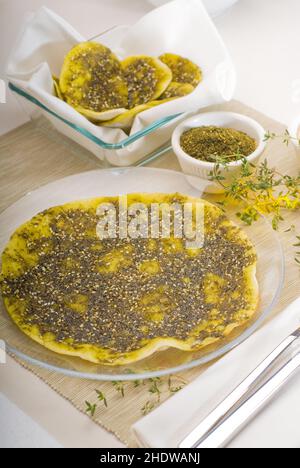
[[0, 101, 300, 447]]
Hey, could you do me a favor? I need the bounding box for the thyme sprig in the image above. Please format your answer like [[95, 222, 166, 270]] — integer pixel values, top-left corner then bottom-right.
[[208, 129, 300, 264], [141, 401, 155, 416], [112, 381, 125, 397], [85, 375, 188, 419], [148, 377, 162, 403], [142, 375, 187, 416], [209, 155, 300, 229], [96, 390, 108, 408], [85, 401, 97, 417], [264, 129, 300, 146]]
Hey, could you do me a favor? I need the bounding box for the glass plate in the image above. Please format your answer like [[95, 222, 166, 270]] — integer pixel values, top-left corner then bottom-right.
[[0, 168, 284, 380]]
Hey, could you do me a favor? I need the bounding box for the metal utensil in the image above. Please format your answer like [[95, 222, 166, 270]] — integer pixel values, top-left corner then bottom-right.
[[180, 327, 300, 448]]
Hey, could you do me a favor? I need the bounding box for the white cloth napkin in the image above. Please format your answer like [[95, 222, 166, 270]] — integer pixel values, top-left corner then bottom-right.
[[5, 0, 236, 164], [132, 298, 300, 448]]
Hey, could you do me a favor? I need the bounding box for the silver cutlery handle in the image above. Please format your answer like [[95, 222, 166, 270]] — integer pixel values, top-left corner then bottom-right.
[[179, 333, 297, 448], [197, 353, 300, 448]]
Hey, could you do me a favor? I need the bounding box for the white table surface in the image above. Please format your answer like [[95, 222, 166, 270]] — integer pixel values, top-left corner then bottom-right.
[[0, 0, 300, 449]]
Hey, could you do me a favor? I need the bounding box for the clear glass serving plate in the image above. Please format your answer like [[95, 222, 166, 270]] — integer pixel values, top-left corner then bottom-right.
[[0, 168, 284, 381]]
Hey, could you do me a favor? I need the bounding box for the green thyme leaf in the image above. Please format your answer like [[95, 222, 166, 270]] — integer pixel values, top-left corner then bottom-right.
[[96, 390, 108, 408], [85, 401, 97, 417]]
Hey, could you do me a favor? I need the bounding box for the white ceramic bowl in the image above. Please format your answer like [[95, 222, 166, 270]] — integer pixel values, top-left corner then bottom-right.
[[172, 111, 266, 194], [288, 115, 300, 154]]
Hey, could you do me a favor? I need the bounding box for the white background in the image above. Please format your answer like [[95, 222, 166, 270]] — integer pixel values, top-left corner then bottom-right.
[[0, 0, 300, 448]]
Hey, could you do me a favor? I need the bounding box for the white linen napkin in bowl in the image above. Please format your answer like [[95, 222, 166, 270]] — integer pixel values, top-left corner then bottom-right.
[[132, 298, 300, 448]]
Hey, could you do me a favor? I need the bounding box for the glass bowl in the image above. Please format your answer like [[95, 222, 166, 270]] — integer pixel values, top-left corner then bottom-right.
[[0, 167, 284, 380]]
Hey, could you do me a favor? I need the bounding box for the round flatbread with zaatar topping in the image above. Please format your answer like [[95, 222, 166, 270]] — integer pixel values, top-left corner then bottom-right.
[[159, 53, 202, 88], [0, 193, 258, 366], [159, 81, 195, 100], [59, 42, 128, 118], [121, 56, 172, 108]]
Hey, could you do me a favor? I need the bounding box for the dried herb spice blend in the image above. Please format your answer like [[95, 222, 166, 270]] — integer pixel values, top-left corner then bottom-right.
[[180, 126, 257, 163]]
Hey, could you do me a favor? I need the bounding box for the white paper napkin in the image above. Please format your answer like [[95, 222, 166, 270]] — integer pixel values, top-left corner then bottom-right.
[[6, 0, 236, 164], [132, 298, 300, 448]]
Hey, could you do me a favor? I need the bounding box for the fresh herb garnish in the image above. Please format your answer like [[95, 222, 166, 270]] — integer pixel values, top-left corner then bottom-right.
[[112, 381, 125, 398], [209, 156, 300, 230], [264, 129, 300, 146], [84, 375, 188, 420], [96, 390, 108, 408], [85, 401, 97, 417], [148, 378, 162, 403], [208, 130, 300, 267], [141, 401, 156, 416]]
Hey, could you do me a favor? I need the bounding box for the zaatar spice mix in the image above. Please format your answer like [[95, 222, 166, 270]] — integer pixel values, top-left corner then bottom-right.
[[180, 126, 257, 163]]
